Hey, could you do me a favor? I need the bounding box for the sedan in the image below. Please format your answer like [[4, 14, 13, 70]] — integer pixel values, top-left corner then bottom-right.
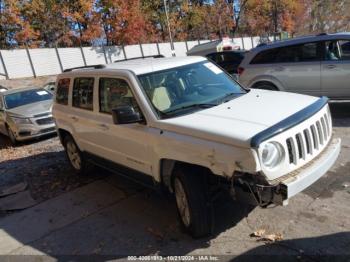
[[0, 87, 56, 144]]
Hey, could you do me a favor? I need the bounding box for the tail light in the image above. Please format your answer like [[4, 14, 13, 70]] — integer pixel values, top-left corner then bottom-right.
[[237, 67, 245, 75]]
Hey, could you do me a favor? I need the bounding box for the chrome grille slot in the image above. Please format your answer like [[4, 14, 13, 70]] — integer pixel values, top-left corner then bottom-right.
[[295, 133, 305, 160], [310, 125, 319, 150], [316, 121, 324, 145], [321, 116, 327, 140], [303, 129, 312, 155], [286, 138, 297, 164], [324, 114, 330, 136]]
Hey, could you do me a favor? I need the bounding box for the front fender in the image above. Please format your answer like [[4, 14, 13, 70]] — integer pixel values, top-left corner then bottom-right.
[[152, 130, 260, 182]]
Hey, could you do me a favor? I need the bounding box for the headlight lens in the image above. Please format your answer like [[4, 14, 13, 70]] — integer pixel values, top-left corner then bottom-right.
[[261, 142, 284, 169], [10, 116, 32, 125]]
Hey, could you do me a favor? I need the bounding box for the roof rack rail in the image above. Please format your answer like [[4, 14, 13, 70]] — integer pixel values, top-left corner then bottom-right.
[[114, 54, 164, 63], [63, 64, 106, 72], [317, 33, 328, 36]]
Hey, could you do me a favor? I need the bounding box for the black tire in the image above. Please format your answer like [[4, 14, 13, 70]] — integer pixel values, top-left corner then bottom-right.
[[253, 81, 278, 91], [6, 125, 17, 146], [63, 135, 91, 175], [173, 167, 211, 238]]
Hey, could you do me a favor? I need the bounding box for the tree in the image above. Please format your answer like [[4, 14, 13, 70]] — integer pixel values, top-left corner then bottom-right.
[[241, 0, 303, 36], [232, 0, 248, 36], [303, 0, 350, 34], [60, 0, 98, 46], [0, 0, 39, 48], [96, 0, 154, 45], [19, 0, 71, 47]]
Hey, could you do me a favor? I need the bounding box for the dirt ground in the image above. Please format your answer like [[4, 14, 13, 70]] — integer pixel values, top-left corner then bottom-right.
[[0, 102, 349, 260]]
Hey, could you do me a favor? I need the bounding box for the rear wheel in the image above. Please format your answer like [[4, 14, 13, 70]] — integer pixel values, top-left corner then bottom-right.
[[253, 81, 278, 91], [64, 135, 91, 175], [173, 167, 211, 238]]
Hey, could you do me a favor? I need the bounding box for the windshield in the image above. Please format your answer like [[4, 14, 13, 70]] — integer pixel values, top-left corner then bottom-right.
[[138, 61, 246, 118], [4, 89, 53, 109]]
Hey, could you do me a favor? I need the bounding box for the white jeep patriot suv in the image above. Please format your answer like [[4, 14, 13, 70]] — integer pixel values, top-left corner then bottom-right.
[[53, 56, 341, 238]]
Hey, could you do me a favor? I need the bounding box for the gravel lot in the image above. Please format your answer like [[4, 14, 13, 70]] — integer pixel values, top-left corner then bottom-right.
[[0, 95, 349, 259]]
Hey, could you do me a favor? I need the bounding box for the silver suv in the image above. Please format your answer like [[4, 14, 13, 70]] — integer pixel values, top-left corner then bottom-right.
[[239, 33, 350, 100]]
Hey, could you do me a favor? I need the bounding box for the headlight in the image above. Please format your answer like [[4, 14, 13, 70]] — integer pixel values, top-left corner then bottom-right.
[[10, 116, 32, 125], [261, 142, 284, 169]]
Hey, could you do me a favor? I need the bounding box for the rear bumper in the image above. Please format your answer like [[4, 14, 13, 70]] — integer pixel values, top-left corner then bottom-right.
[[280, 137, 341, 202]]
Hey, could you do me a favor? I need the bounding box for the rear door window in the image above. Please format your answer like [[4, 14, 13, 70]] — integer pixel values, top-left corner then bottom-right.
[[250, 49, 279, 64], [300, 43, 319, 62], [72, 78, 94, 110]]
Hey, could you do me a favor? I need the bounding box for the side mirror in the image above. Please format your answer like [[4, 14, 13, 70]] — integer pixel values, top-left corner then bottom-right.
[[112, 106, 142, 125]]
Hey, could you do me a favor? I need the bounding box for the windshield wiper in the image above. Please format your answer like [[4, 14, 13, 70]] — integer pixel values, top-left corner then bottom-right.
[[162, 103, 218, 116]]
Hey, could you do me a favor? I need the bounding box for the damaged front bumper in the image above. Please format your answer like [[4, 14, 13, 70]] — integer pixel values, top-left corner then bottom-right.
[[232, 138, 341, 207]]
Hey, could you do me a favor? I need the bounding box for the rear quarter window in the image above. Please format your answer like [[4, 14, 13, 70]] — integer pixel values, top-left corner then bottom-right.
[[251, 42, 320, 64], [56, 78, 70, 105], [250, 49, 279, 64]]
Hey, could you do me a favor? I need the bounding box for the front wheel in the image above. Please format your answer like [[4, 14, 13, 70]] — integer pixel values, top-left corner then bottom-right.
[[173, 168, 211, 238], [63, 135, 91, 175], [6, 125, 17, 145]]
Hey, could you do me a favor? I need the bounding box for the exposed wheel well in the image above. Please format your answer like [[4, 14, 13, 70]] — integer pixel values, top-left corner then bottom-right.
[[57, 128, 71, 145], [160, 159, 211, 192], [5, 123, 11, 135], [252, 81, 279, 91]]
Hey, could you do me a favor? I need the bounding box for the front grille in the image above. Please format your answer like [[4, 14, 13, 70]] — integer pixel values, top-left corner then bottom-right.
[[34, 112, 50, 118], [36, 117, 54, 125], [285, 111, 331, 165], [39, 127, 56, 134]]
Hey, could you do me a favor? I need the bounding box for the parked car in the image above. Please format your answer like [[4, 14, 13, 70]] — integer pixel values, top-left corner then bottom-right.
[[187, 39, 246, 79], [238, 33, 350, 100], [53, 57, 340, 238], [206, 50, 246, 77], [43, 81, 56, 94], [0, 85, 8, 92], [0, 87, 56, 144], [187, 38, 241, 57]]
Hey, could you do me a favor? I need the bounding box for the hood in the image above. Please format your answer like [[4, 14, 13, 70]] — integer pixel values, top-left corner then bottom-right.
[[157, 89, 319, 148], [7, 99, 52, 118]]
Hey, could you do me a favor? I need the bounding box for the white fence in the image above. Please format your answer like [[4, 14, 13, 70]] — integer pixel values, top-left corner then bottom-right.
[[0, 36, 262, 80]]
